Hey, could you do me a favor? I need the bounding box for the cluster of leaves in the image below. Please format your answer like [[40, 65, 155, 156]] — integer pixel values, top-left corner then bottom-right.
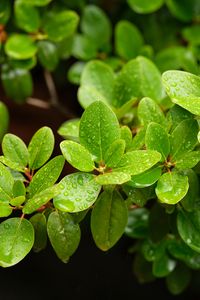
[[1, 0, 200, 296]]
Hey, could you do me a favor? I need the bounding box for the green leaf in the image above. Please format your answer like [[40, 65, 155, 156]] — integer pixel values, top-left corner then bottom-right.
[[149, 203, 170, 242], [145, 122, 170, 161], [72, 34, 97, 61], [156, 172, 189, 204], [166, 0, 198, 22], [60, 141, 94, 172], [170, 119, 198, 161], [127, 0, 164, 13], [96, 172, 131, 185], [0, 102, 9, 142], [130, 127, 146, 151], [58, 119, 79, 141], [28, 156, 65, 198], [0, 218, 34, 267], [5, 34, 37, 60], [0, 0, 11, 24], [114, 57, 164, 107], [142, 239, 157, 262], [47, 211, 80, 263], [123, 185, 150, 207], [13, 180, 26, 197], [79, 101, 120, 163], [2, 134, 29, 168], [30, 213, 47, 252], [54, 173, 101, 213], [162, 70, 200, 116], [176, 151, 200, 169], [14, 0, 40, 33], [28, 127, 54, 170], [115, 20, 143, 60], [37, 41, 58, 71], [81, 5, 111, 48], [128, 166, 162, 188], [67, 62, 86, 85], [21, 0, 53, 6], [1, 65, 33, 103], [91, 190, 128, 251], [166, 264, 191, 295], [177, 209, 200, 253], [104, 139, 125, 168], [166, 105, 194, 133], [133, 254, 155, 283], [10, 196, 25, 207], [125, 208, 149, 239], [9, 57, 37, 70], [0, 156, 25, 172], [0, 162, 14, 202], [0, 203, 12, 217], [23, 185, 61, 214], [152, 242, 176, 278], [138, 97, 166, 127], [114, 150, 161, 175], [120, 126, 132, 150], [182, 25, 200, 46], [43, 10, 79, 42], [79, 61, 114, 108], [181, 170, 199, 212]]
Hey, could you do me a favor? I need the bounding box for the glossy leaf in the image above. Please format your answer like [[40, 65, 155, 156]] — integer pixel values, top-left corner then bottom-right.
[[0, 203, 12, 217], [145, 123, 170, 161], [28, 127, 54, 170], [5, 34, 37, 60], [114, 150, 161, 175], [128, 0, 164, 13], [81, 5, 111, 48], [181, 170, 199, 212], [79, 61, 114, 108], [1, 65, 33, 103], [104, 139, 125, 168], [43, 10, 79, 42], [166, 0, 198, 22], [23, 185, 61, 214], [13, 180, 26, 197], [72, 34, 97, 61], [130, 127, 146, 150], [0, 156, 25, 172], [125, 208, 149, 239], [58, 119, 79, 142], [96, 172, 131, 185], [30, 213, 47, 252], [128, 166, 162, 188], [53, 173, 101, 213], [47, 211, 80, 263], [0, 218, 34, 267], [60, 141, 94, 172], [177, 209, 200, 253], [156, 172, 189, 204], [162, 70, 200, 116], [67, 62, 86, 85], [153, 242, 176, 278], [120, 126, 132, 150], [0, 162, 14, 202], [28, 156, 65, 198], [91, 190, 128, 251], [170, 119, 198, 161], [0, 102, 9, 142], [2, 134, 29, 168], [37, 41, 58, 71], [79, 101, 120, 163], [14, 1, 40, 33], [138, 97, 166, 127], [115, 20, 143, 60], [114, 56, 164, 107], [176, 151, 200, 169], [22, 0, 53, 6]]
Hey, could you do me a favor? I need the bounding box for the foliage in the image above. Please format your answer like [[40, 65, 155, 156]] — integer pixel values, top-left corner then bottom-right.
[[1, 0, 200, 296]]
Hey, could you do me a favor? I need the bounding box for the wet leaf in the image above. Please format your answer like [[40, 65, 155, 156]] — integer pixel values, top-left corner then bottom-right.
[[79, 101, 120, 163], [30, 213, 47, 252], [128, 166, 162, 188], [175, 151, 200, 169], [128, 0, 164, 13], [60, 141, 94, 172], [47, 211, 80, 263], [0, 162, 14, 203], [53, 173, 101, 213], [125, 208, 149, 239], [0, 102, 9, 142], [58, 119, 80, 142], [28, 156, 65, 198], [96, 172, 131, 185], [2, 134, 29, 168], [28, 127, 54, 170], [104, 139, 125, 168], [91, 190, 128, 251], [156, 172, 189, 204], [0, 218, 34, 267], [0, 203, 12, 217], [37, 41, 58, 71]]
